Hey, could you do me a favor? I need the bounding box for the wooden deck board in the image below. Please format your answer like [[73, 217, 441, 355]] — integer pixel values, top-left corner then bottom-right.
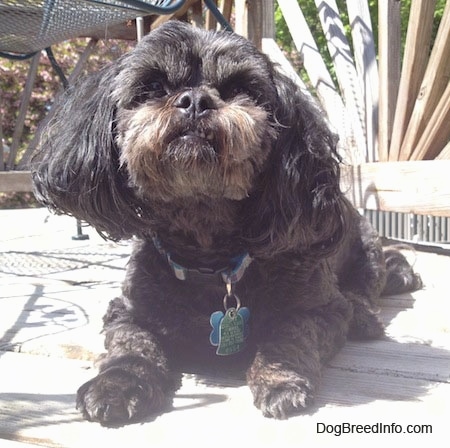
[[1, 208, 449, 446]]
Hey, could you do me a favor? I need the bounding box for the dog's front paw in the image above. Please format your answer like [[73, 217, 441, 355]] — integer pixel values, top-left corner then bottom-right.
[[248, 366, 316, 419], [77, 367, 166, 426]]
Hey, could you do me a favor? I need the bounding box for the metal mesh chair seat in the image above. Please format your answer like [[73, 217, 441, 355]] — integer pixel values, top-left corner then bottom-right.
[[0, 0, 186, 57]]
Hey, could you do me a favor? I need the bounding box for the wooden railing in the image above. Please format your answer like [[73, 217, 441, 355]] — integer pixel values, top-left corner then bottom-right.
[[268, 0, 450, 217], [1, 0, 449, 218]]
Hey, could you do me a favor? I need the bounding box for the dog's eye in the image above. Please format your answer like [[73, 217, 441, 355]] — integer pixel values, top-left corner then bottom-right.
[[147, 81, 166, 97], [230, 86, 248, 97], [149, 81, 164, 91], [128, 81, 167, 107], [221, 84, 251, 100]]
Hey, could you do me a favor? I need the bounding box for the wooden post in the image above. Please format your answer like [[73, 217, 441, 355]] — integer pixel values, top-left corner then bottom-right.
[[410, 81, 450, 160], [388, 0, 436, 161], [378, 0, 401, 161], [205, 0, 218, 30], [276, 0, 357, 162], [220, 0, 234, 24], [347, 0, 379, 162], [246, 0, 263, 48], [399, 0, 450, 160], [315, 0, 367, 163], [0, 171, 32, 192], [234, 0, 248, 37], [235, 0, 264, 48], [190, 0, 203, 27], [261, 0, 275, 39]]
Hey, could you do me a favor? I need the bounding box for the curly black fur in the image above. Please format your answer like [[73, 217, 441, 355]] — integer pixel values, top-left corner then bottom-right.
[[32, 21, 421, 425]]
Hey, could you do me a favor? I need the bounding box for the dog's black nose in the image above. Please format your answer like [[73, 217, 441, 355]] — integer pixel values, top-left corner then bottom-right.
[[175, 89, 216, 119]]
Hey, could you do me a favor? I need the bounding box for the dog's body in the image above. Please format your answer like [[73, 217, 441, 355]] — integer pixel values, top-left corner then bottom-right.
[[32, 21, 421, 425]]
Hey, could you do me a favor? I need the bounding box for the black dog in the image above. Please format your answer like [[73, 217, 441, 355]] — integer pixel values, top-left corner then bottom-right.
[[32, 21, 421, 425]]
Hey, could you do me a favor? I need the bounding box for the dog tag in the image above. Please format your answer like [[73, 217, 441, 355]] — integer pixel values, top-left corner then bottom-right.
[[210, 307, 250, 356]]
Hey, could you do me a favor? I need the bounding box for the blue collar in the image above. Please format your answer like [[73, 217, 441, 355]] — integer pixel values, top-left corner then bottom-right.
[[152, 236, 253, 285]]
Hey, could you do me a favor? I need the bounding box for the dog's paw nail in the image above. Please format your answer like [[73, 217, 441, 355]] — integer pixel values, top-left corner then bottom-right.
[[93, 403, 110, 421]]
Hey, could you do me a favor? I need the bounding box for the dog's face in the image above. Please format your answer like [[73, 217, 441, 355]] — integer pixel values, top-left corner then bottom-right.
[[113, 22, 278, 201], [33, 21, 345, 253]]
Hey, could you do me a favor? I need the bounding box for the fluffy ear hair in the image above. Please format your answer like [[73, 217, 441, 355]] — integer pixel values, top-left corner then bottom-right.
[[246, 70, 349, 257], [31, 65, 148, 240]]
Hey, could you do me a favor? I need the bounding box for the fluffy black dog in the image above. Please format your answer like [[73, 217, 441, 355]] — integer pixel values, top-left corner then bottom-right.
[[32, 21, 421, 425]]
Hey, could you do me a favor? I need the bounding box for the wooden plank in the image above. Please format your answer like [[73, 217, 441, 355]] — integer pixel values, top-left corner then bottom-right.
[[205, 0, 218, 30], [320, 368, 450, 411], [261, 0, 275, 39], [190, 0, 203, 27], [276, 0, 341, 106], [410, 80, 450, 160], [0, 351, 96, 447], [389, 0, 436, 161], [2, 350, 447, 447], [400, 0, 450, 160], [234, 0, 264, 49], [341, 161, 450, 216], [0, 171, 32, 192], [378, 0, 401, 161], [245, 0, 263, 49], [234, 0, 249, 38], [315, 0, 367, 162], [220, 0, 233, 24], [329, 340, 450, 383], [347, 0, 379, 162], [276, 0, 358, 164]]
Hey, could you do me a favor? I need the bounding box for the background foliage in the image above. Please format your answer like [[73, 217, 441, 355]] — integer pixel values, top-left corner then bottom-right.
[[1, 39, 133, 158]]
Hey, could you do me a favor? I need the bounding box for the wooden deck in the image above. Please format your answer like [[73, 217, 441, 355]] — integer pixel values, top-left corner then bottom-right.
[[1, 208, 449, 447]]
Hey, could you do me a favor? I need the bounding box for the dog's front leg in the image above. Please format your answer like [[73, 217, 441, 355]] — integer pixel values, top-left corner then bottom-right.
[[77, 304, 181, 426], [247, 294, 351, 419]]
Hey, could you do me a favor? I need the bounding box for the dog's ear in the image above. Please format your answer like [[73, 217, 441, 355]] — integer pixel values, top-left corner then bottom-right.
[[32, 66, 147, 240], [246, 70, 349, 257]]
